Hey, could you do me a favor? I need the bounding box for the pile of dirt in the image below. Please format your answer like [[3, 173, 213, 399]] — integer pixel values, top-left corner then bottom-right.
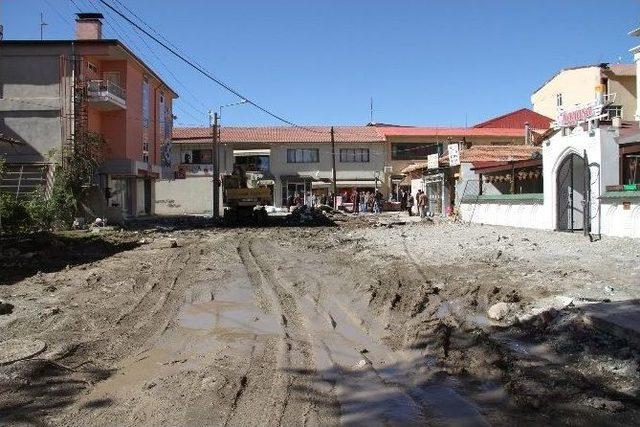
[[0, 231, 142, 286]]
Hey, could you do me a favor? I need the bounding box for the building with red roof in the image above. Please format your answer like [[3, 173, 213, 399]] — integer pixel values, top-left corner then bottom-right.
[[473, 108, 552, 129]]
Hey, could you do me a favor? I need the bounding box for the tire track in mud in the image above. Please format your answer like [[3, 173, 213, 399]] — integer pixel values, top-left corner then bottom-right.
[[262, 237, 489, 426], [250, 239, 436, 425], [234, 239, 325, 426]]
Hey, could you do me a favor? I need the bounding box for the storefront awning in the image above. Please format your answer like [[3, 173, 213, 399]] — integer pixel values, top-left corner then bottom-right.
[[233, 149, 270, 157], [312, 180, 378, 188]]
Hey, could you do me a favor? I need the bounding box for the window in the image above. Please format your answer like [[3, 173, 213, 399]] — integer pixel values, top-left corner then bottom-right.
[[182, 149, 212, 164], [391, 143, 438, 160], [287, 148, 319, 163], [556, 93, 563, 107], [340, 148, 370, 162], [490, 141, 511, 146], [142, 77, 150, 129], [622, 153, 640, 185], [605, 105, 623, 119]]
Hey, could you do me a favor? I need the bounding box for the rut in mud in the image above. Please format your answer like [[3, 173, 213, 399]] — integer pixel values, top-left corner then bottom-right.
[[1, 222, 640, 426]]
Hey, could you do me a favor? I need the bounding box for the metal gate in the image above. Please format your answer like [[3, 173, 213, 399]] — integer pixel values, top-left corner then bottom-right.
[[556, 152, 590, 233]]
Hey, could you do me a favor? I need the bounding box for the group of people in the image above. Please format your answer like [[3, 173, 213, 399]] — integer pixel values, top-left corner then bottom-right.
[[399, 188, 432, 218], [353, 190, 384, 214]]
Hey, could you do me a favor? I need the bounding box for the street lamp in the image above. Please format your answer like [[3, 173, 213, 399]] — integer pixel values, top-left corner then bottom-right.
[[216, 99, 248, 172], [219, 99, 248, 121], [374, 170, 380, 192]]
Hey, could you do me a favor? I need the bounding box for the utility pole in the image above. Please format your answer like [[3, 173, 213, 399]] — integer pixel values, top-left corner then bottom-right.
[[330, 126, 337, 208], [210, 111, 220, 219], [40, 12, 47, 40]]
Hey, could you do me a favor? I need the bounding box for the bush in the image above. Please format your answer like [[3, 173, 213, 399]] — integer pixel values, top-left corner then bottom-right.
[[0, 193, 32, 233]]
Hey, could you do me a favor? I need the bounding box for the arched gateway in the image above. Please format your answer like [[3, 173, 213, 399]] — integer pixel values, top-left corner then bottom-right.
[[556, 153, 590, 231]]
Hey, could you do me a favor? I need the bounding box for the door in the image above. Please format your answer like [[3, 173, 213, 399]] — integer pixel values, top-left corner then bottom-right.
[[144, 179, 152, 215], [556, 153, 587, 231]]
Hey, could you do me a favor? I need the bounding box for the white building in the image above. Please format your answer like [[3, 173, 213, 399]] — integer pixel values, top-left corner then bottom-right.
[[155, 126, 387, 215]]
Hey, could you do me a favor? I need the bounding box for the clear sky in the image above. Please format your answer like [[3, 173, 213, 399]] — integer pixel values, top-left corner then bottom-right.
[[2, 0, 640, 127]]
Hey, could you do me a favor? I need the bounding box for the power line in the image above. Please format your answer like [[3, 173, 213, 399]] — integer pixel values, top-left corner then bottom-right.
[[97, 0, 326, 134], [75, 0, 204, 123], [77, 0, 208, 121]]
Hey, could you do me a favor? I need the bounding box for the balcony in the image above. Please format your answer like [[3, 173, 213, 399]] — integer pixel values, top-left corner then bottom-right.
[[87, 80, 126, 110]]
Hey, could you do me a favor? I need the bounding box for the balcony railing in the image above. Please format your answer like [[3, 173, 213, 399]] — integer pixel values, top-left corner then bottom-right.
[[87, 80, 127, 110]]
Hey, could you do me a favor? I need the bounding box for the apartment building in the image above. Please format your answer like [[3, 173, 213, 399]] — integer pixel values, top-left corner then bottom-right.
[[163, 126, 386, 212], [0, 13, 177, 220], [531, 63, 636, 121]]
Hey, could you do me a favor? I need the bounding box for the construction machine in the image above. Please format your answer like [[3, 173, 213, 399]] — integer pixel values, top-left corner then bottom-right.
[[223, 164, 271, 222]]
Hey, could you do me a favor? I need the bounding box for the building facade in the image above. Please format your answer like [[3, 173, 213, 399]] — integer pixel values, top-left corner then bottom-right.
[[531, 63, 636, 122], [161, 126, 386, 213], [0, 13, 176, 220]]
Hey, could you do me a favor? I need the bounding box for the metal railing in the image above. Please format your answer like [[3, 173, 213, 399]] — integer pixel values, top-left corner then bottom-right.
[[87, 79, 126, 100]]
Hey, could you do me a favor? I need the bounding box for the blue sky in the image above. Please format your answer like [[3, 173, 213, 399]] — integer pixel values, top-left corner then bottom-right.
[[2, 0, 640, 127]]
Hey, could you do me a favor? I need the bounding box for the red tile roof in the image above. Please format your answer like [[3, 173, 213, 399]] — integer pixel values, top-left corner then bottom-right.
[[172, 126, 385, 143], [473, 108, 552, 129], [378, 126, 526, 138], [446, 145, 541, 166], [401, 145, 541, 174]]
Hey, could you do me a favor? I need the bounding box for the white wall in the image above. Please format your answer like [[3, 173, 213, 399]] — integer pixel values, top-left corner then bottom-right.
[[460, 201, 547, 229], [600, 199, 640, 238], [155, 177, 222, 216], [542, 127, 620, 233]]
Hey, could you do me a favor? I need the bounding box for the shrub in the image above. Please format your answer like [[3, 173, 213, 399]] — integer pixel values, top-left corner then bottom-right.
[[0, 193, 32, 233]]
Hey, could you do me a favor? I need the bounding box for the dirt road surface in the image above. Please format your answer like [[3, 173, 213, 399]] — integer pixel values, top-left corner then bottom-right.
[[1, 217, 640, 426]]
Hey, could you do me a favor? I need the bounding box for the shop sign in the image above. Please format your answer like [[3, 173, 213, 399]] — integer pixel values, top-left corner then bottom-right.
[[427, 153, 439, 170], [447, 143, 460, 167], [557, 100, 604, 128]]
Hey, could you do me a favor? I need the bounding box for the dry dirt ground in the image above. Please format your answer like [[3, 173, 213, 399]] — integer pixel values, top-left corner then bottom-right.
[[1, 215, 640, 426]]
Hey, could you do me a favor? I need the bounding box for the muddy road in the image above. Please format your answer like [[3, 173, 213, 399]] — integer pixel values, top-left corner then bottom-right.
[[1, 220, 640, 426]]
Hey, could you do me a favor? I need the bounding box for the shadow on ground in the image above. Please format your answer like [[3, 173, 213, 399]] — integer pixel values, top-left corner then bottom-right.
[[0, 359, 114, 424], [283, 307, 640, 426], [0, 231, 142, 286]]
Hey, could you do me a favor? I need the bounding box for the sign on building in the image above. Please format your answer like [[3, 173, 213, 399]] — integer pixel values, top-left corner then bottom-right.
[[427, 153, 439, 170], [556, 99, 605, 128], [447, 143, 460, 167]]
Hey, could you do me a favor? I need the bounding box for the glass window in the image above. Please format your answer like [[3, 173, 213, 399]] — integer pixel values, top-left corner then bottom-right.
[[557, 93, 563, 107], [287, 148, 319, 163], [391, 143, 438, 160], [622, 153, 640, 185], [605, 105, 623, 118], [340, 148, 369, 162]]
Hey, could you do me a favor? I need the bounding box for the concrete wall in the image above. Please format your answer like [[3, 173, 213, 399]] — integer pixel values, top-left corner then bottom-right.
[[0, 45, 70, 163], [600, 198, 640, 238], [460, 200, 546, 229], [532, 67, 601, 119], [155, 177, 222, 216], [542, 127, 620, 234], [607, 75, 637, 121]]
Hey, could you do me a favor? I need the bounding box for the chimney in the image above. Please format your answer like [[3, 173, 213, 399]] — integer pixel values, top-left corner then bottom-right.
[[75, 13, 104, 40], [524, 122, 531, 145]]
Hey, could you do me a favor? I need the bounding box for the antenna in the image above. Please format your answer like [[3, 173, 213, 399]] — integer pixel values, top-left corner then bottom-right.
[[0, 0, 4, 41], [369, 97, 374, 124], [40, 12, 48, 40]]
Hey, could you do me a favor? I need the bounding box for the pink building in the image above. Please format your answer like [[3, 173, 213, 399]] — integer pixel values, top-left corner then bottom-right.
[[0, 13, 177, 220]]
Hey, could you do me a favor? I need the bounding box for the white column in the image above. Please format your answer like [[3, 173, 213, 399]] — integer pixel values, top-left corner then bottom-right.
[[632, 48, 640, 122]]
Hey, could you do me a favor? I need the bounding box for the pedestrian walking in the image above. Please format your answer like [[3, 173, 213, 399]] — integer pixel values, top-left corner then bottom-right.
[[407, 193, 414, 216], [418, 190, 428, 218]]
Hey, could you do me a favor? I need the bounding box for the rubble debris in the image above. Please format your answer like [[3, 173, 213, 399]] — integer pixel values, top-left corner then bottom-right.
[[0, 300, 14, 315], [487, 302, 515, 321]]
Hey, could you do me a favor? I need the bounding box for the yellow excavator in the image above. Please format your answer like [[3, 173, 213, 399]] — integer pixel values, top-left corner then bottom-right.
[[223, 164, 271, 222]]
